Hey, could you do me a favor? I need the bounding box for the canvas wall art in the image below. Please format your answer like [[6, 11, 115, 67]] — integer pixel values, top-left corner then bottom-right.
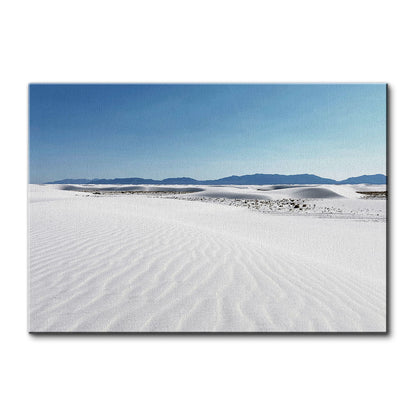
[[28, 83, 387, 333]]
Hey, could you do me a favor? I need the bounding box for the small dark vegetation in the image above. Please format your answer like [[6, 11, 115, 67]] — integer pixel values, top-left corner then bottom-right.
[[356, 191, 387, 199]]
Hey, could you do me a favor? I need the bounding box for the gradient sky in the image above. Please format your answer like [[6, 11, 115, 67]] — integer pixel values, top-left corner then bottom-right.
[[29, 84, 386, 183]]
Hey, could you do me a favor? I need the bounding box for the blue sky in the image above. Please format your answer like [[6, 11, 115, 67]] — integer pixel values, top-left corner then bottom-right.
[[29, 84, 386, 183]]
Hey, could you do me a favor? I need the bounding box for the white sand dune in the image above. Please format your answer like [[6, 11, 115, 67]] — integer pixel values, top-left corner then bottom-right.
[[284, 187, 344, 199], [60, 184, 205, 193], [29, 184, 386, 332]]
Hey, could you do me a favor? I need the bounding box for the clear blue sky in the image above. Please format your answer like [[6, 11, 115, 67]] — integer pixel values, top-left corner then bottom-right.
[[29, 84, 386, 183]]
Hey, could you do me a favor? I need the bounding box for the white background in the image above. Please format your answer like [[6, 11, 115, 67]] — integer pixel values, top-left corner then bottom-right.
[[0, 1, 414, 415]]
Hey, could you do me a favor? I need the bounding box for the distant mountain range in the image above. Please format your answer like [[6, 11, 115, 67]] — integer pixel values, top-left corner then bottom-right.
[[46, 173, 387, 185]]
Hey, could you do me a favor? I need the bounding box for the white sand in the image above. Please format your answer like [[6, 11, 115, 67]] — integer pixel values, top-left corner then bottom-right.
[[29, 184, 386, 332]]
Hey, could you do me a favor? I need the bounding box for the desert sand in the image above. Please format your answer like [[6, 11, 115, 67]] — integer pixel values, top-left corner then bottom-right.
[[29, 184, 386, 332]]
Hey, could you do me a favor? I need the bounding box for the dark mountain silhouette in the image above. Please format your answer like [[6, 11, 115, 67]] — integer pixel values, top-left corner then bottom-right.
[[45, 173, 386, 185], [160, 177, 200, 184], [202, 174, 337, 185], [336, 174, 387, 185]]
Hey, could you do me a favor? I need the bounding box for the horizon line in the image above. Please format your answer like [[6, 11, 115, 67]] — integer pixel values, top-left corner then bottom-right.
[[39, 172, 387, 185]]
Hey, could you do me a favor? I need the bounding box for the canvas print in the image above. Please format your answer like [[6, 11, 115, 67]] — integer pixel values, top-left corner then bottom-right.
[[28, 84, 387, 333]]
